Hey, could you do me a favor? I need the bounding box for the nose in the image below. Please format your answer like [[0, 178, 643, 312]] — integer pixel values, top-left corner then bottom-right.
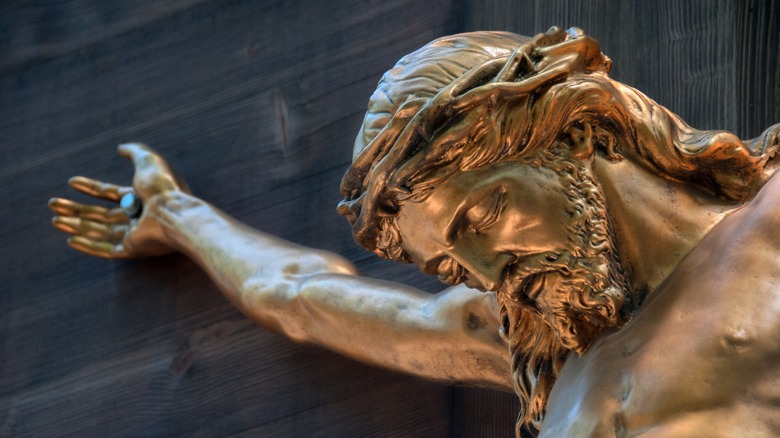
[[448, 249, 516, 291]]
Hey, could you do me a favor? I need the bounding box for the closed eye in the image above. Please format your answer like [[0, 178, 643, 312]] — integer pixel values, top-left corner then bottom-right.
[[467, 189, 506, 234]]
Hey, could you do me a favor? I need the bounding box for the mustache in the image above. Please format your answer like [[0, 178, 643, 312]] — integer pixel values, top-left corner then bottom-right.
[[497, 248, 624, 351], [436, 256, 468, 286], [437, 249, 579, 292], [497, 250, 580, 298]]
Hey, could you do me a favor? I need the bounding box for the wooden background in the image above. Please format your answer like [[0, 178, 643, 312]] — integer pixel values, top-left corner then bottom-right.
[[2, 1, 778, 436]]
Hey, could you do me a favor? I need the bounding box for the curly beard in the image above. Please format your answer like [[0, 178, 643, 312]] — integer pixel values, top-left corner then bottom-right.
[[499, 151, 632, 437]]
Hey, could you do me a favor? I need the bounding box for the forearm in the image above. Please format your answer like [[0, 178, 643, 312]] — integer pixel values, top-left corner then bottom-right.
[[292, 278, 514, 391], [146, 190, 512, 391], [147, 190, 355, 328], [51, 146, 513, 388]]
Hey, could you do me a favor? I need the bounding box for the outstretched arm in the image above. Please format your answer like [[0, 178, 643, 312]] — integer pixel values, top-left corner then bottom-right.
[[49, 143, 513, 392]]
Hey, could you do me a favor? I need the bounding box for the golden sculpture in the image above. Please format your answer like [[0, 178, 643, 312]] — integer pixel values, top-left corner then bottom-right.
[[50, 27, 780, 436]]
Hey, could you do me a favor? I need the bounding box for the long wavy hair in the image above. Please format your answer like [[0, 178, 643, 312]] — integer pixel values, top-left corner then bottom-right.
[[338, 28, 778, 435]]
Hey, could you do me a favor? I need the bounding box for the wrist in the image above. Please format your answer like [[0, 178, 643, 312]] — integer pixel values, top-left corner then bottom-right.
[[145, 190, 222, 255], [146, 189, 197, 213]]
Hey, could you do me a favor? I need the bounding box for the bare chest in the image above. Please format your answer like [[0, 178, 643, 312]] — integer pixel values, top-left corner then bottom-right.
[[540, 194, 780, 437], [541, 297, 780, 437]]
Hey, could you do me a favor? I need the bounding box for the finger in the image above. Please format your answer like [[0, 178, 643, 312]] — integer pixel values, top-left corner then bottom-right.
[[52, 216, 79, 235], [67, 236, 129, 259], [48, 198, 128, 224], [48, 197, 82, 216], [118, 142, 158, 166], [52, 216, 128, 241], [69, 176, 132, 202], [81, 205, 128, 223]]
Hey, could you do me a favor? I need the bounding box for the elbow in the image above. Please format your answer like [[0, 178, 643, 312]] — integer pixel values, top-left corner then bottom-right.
[[235, 249, 356, 338], [295, 251, 359, 277], [239, 276, 312, 343]]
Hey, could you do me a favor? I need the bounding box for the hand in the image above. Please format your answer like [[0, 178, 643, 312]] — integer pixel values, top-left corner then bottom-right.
[[49, 143, 189, 259]]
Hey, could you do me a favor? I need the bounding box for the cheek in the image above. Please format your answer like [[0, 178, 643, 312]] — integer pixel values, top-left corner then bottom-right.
[[498, 193, 571, 253], [397, 216, 449, 266]]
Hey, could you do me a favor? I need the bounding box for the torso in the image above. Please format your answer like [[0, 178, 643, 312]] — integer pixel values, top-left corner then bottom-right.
[[540, 174, 780, 437]]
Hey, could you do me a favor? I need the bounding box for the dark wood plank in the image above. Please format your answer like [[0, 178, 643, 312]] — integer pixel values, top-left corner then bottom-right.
[[3, 1, 778, 437], [1, 1, 458, 436], [462, 0, 779, 138]]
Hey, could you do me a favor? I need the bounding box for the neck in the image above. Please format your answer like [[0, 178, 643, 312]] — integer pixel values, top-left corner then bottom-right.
[[592, 156, 737, 299]]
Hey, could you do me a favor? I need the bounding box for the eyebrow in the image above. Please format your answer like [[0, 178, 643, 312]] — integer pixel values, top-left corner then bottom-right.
[[442, 183, 500, 245]]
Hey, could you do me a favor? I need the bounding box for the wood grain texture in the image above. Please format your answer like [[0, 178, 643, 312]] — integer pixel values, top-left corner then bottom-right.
[[1, 1, 778, 437], [1, 1, 458, 437], [462, 0, 780, 137]]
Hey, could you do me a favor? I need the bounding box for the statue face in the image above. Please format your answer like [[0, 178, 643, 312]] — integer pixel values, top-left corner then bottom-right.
[[396, 161, 573, 292], [397, 154, 626, 354]]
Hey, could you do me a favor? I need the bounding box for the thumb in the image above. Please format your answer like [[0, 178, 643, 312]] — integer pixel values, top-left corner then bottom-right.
[[118, 142, 158, 167]]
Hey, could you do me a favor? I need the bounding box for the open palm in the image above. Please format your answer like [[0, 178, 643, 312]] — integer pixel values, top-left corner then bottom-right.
[[49, 143, 188, 259]]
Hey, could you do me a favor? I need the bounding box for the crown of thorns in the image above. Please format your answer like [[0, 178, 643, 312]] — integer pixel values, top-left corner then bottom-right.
[[338, 28, 611, 255]]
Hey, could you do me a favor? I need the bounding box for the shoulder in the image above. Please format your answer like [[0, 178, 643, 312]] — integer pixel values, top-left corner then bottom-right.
[[726, 170, 780, 258], [748, 170, 780, 226], [703, 171, 780, 255]]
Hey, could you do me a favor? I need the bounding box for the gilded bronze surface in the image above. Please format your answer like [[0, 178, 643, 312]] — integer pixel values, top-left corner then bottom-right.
[[50, 28, 780, 436]]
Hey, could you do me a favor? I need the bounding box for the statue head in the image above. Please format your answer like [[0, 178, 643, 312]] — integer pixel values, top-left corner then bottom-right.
[[338, 28, 776, 434]]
